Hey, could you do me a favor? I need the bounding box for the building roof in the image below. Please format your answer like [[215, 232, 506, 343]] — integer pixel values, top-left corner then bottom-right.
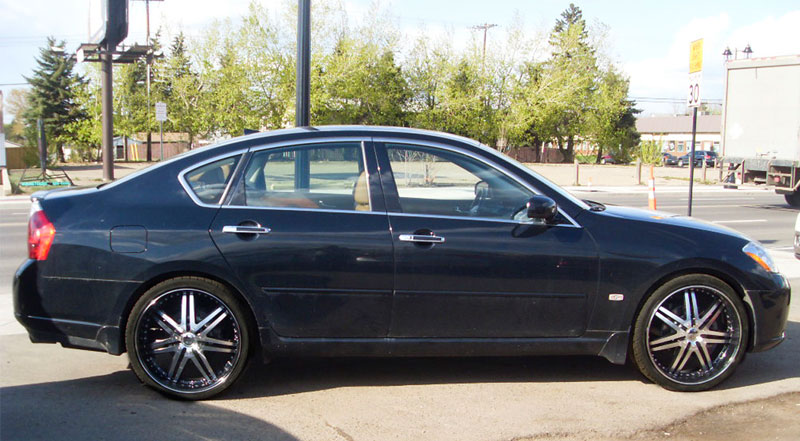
[[3, 139, 22, 148], [635, 115, 721, 134]]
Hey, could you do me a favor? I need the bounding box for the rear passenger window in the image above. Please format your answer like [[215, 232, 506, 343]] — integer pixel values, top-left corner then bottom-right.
[[184, 156, 240, 204], [241, 143, 368, 211]]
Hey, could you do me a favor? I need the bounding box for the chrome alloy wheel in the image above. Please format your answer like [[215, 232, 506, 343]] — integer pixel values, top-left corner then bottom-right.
[[645, 285, 743, 386], [134, 288, 242, 395]]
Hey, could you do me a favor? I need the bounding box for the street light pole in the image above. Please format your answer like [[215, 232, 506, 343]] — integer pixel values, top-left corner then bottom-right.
[[295, 0, 311, 127]]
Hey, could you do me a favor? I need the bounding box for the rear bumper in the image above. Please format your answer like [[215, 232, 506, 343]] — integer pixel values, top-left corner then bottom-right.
[[13, 259, 123, 355], [745, 273, 791, 352]]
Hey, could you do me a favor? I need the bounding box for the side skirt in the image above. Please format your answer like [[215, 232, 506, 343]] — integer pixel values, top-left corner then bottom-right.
[[259, 329, 630, 365]]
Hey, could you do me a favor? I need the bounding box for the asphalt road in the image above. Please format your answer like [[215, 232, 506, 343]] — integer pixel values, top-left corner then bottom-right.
[[1, 187, 798, 441]]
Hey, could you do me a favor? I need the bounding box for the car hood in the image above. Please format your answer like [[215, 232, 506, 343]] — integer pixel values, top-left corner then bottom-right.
[[596, 204, 753, 242]]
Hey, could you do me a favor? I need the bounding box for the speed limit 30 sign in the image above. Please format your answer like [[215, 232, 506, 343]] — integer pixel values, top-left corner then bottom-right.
[[687, 39, 703, 108], [687, 71, 702, 108]]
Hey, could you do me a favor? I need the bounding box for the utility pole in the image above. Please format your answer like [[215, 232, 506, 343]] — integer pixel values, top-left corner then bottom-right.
[[471, 23, 497, 67], [102, 40, 114, 180]]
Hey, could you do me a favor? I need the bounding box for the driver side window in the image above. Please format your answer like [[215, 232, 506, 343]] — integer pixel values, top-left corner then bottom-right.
[[385, 144, 532, 220]]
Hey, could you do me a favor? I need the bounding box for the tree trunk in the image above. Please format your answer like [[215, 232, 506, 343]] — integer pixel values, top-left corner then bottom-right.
[[56, 143, 66, 163], [564, 136, 575, 163]]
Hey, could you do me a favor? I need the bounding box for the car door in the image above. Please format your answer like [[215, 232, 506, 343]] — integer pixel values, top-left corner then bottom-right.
[[209, 140, 395, 338], [375, 141, 599, 338]]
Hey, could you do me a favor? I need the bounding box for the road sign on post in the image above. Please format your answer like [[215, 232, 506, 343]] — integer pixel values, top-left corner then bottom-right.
[[155, 102, 167, 122], [687, 38, 703, 216], [155, 102, 166, 161], [687, 39, 703, 108]]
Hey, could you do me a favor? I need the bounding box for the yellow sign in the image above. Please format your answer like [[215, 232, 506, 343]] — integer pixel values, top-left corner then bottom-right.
[[689, 39, 704, 73]]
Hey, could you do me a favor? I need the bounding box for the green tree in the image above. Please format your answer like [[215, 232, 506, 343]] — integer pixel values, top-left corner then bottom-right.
[[155, 32, 209, 148], [23, 37, 87, 162], [586, 67, 640, 162], [3, 88, 29, 145]]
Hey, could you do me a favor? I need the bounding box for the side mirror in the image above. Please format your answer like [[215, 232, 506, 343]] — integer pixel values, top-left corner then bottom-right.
[[526, 195, 557, 223]]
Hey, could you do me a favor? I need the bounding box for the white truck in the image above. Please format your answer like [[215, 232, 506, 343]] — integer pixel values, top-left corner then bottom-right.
[[721, 55, 800, 205]]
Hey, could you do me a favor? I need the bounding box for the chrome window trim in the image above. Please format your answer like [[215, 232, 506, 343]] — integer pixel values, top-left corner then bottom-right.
[[220, 205, 388, 216], [178, 149, 248, 208], [227, 137, 374, 213], [373, 137, 582, 228]]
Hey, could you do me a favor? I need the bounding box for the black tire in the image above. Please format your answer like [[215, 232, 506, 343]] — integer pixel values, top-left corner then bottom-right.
[[677, 159, 684, 167], [125, 277, 251, 400], [632, 274, 748, 392], [784, 192, 800, 207], [600, 158, 607, 165]]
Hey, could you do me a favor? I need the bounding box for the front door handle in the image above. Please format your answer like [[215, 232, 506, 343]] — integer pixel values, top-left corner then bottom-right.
[[222, 225, 271, 235], [399, 234, 445, 244]]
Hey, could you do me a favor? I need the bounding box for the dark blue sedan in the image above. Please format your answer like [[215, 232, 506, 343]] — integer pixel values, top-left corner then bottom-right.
[[14, 127, 789, 399]]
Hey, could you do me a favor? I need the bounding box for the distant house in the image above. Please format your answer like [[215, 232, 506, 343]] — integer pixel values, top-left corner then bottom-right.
[[636, 115, 721, 154], [2, 139, 25, 169]]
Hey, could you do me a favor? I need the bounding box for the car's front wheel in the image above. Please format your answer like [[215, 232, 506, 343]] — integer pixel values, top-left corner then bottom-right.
[[125, 277, 250, 400], [632, 274, 748, 391]]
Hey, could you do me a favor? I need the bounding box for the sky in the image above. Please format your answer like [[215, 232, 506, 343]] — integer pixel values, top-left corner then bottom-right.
[[1, 0, 799, 125]]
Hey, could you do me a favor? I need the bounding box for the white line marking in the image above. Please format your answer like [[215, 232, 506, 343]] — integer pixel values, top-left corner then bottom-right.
[[679, 198, 757, 201], [711, 219, 767, 224], [652, 204, 761, 209], [0, 222, 28, 227]]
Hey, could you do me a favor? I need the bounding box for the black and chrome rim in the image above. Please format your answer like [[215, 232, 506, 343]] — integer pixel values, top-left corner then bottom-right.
[[134, 288, 242, 394], [646, 285, 742, 386]]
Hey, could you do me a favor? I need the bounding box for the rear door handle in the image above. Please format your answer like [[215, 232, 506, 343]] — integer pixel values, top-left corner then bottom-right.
[[222, 225, 271, 235], [399, 234, 445, 244]]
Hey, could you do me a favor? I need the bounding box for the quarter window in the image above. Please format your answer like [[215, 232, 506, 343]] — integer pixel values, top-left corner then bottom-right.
[[385, 144, 533, 220], [241, 143, 368, 211], [184, 156, 240, 204]]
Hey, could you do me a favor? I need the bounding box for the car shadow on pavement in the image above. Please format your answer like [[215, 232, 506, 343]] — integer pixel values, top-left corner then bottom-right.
[[0, 372, 299, 441], [228, 354, 641, 399]]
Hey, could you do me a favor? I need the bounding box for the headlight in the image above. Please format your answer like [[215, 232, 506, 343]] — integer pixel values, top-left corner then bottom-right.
[[743, 242, 778, 273]]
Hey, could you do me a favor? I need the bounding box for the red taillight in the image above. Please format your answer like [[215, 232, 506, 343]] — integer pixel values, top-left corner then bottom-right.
[[28, 205, 56, 260]]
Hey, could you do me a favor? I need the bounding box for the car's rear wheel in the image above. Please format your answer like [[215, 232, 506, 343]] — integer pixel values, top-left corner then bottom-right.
[[125, 277, 250, 400], [632, 274, 748, 391]]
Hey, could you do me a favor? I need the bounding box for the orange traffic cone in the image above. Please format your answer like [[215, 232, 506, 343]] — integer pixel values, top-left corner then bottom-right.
[[648, 165, 657, 210]]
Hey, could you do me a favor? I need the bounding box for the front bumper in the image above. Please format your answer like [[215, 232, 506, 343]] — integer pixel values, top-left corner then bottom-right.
[[13, 259, 123, 355], [745, 272, 791, 352]]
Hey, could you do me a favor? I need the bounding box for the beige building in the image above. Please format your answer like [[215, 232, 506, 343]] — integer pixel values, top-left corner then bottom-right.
[[636, 115, 721, 154]]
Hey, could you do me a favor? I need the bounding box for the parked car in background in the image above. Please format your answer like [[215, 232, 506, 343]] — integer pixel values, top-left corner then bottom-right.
[[662, 152, 678, 166], [14, 126, 789, 399], [600, 154, 617, 164], [677, 150, 717, 167]]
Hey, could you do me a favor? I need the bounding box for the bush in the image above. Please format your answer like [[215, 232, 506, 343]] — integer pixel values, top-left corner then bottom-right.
[[637, 140, 662, 165]]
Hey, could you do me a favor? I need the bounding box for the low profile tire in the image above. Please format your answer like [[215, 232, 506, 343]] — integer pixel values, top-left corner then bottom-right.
[[632, 274, 748, 391], [125, 277, 250, 400]]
